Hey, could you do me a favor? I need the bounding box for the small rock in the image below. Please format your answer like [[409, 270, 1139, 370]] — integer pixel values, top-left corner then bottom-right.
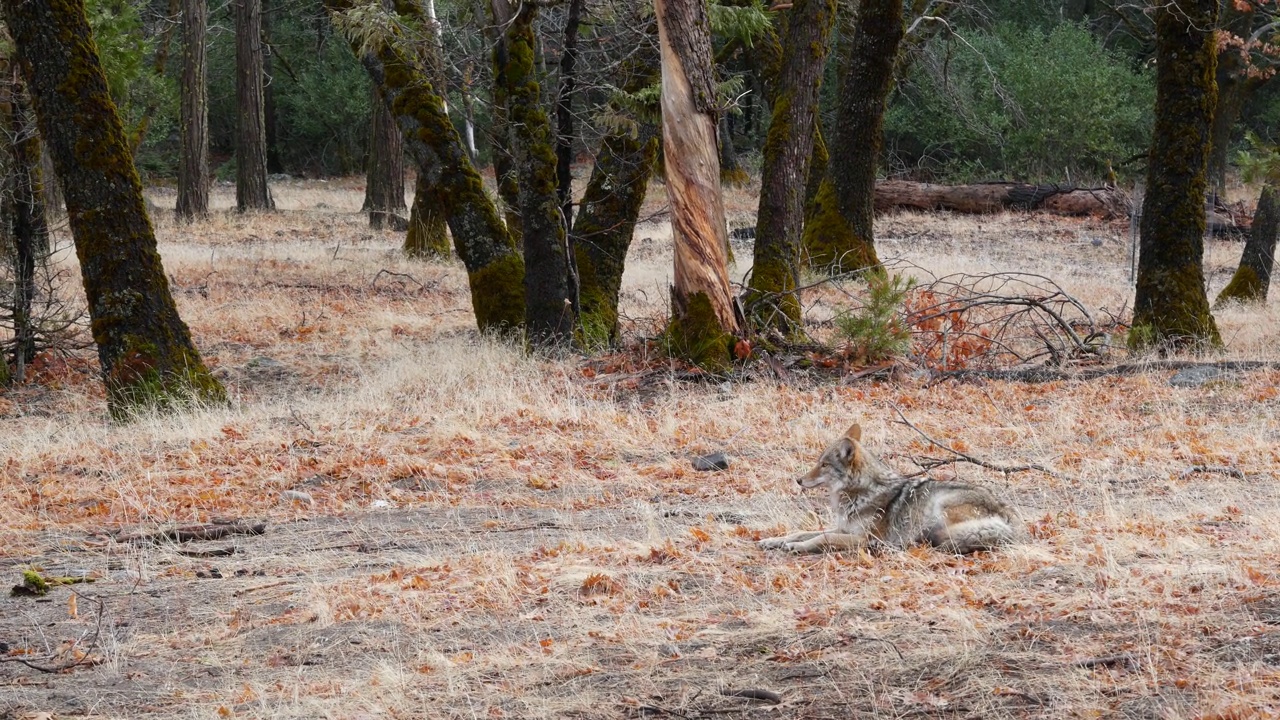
[[692, 452, 730, 472], [281, 489, 314, 505], [1169, 366, 1223, 388]]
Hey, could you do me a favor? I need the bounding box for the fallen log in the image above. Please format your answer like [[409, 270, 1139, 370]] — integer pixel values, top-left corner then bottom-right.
[[874, 180, 1129, 218]]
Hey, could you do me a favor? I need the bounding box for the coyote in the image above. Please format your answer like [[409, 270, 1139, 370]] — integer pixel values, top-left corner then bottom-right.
[[758, 423, 1015, 554]]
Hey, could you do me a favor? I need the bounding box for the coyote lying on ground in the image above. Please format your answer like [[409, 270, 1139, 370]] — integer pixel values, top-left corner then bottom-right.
[[758, 423, 1016, 554]]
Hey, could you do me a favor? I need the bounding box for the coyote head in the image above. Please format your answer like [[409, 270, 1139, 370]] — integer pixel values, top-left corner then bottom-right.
[[797, 422, 874, 491]]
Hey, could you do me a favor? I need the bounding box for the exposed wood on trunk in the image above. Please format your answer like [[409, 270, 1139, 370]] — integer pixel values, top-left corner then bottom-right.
[[656, 0, 741, 369], [874, 180, 1129, 218]]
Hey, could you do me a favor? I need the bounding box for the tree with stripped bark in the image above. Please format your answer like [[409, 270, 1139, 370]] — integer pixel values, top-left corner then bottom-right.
[[656, 0, 741, 370]]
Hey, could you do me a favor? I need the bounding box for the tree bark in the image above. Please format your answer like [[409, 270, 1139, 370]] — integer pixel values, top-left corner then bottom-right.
[[489, 0, 523, 245], [325, 0, 524, 331], [801, 0, 903, 274], [572, 29, 660, 347], [656, 0, 741, 370], [4, 0, 225, 415], [176, 0, 210, 221], [363, 84, 408, 229], [404, 172, 450, 257], [1131, 0, 1221, 350], [1216, 183, 1278, 305], [556, 0, 583, 229], [500, 3, 574, 345], [749, 0, 836, 333], [235, 0, 275, 211], [262, 0, 284, 174], [0, 61, 48, 381]]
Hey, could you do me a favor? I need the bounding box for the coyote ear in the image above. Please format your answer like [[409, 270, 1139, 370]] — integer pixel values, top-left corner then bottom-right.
[[835, 437, 856, 463], [845, 423, 862, 442]]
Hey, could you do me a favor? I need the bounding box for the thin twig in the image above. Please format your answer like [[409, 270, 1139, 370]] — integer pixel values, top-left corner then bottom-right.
[[892, 405, 1061, 478]]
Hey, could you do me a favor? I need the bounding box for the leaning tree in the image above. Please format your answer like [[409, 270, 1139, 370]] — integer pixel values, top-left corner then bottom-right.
[[3, 0, 225, 415]]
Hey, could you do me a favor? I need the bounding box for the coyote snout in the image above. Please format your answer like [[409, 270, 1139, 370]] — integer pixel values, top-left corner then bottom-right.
[[759, 422, 1016, 554]]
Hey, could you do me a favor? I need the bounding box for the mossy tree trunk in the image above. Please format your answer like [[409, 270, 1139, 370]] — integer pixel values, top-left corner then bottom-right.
[[571, 24, 660, 347], [748, 0, 836, 333], [657, 0, 741, 370], [325, 0, 524, 331], [497, 2, 574, 345], [363, 85, 408, 229], [404, 174, 450, 257], [1131, 0, 1221, 351], [800, 0, 903, 274], [235, 0, 274, 211], [176, 0, 210, 222], [1216, 184, 1278, 305], [0, 61, 48, 381], [4, 0, 226, 414]]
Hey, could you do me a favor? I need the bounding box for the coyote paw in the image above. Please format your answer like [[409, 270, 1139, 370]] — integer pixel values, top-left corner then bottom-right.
[[756, 536, 789, 550]]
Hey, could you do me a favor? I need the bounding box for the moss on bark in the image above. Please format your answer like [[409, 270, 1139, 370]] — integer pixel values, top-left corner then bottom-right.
[[574, 130, 659, 346], [1130, 0, 1221, 351], [1216, 183, 1278, 305], [328, 0, 524, 332], [665, 292, 734, 373], [6, 0, 226, 417], [800, 0, 902, 275], [748, 0, 836, 333], [404, 174, 450, 258], [504, 5, 573, 346]]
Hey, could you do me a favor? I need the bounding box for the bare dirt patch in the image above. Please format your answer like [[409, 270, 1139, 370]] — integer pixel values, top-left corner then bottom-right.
[[3, 180, 1280, 719]]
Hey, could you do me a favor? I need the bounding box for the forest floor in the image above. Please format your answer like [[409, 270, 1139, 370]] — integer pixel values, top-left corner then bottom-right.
[[2, 177, 1280, 719]]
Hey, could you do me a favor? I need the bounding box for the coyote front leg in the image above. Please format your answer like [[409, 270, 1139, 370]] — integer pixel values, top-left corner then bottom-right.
[[759, 530, 867, 554]]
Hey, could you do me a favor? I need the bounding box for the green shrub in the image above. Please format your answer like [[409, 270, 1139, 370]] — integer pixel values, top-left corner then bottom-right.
[[886, 23, 1154, 183], [833, 274, 915, 364]]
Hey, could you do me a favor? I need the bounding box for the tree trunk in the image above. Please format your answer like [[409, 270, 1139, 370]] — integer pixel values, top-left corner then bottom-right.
[[749, 0, 836, 333], [325, 0, 524, 331], [719, 113, 749, 187], [4, 0, 225, 415], [364, 85, 408, 229], [1, 62, 48, 381], [801, 0, 903, 274], [489, 0, 523, 245], [1131, 0, 1221, 350], [500, 3, 574, 345], [404, 173, 450, 257], [556, 0, 583, 229], [262, 0, 284, 174], [656, 0, 741, 370], [176, 0, 209, 222], [571, 20, 660, 347], [235, 0, 275, 211], [874, 180, 1129, 217], [1216, 183, 1278, 305]]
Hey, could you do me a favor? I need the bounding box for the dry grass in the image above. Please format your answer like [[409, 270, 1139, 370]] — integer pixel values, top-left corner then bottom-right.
[[3, 179, 1280, 719]]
